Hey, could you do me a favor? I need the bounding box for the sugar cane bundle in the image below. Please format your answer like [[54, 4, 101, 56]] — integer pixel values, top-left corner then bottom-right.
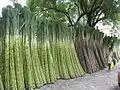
[[0, 75, 4, 90]]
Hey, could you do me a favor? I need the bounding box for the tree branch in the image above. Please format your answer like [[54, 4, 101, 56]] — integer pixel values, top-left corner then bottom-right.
[[79, 0, 86, 13], [74, 2, 80, 16], [94, 11, 103, 23], [89, 0, 104, 14], [91, 0, 103, 11], [91, 0, 98, 11], [46, 7, 74, 26], [93, 16, 107, 26], [75, 13, 86, 25], [92, 8, 102, 25], [86, 0, 104, 27]]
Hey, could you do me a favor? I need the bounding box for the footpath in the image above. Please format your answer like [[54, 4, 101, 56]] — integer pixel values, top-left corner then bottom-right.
[[36, 63, 120, 90]]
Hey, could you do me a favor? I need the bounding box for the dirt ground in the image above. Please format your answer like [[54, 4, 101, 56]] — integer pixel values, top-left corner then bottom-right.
[[36, 63, 120, 90]]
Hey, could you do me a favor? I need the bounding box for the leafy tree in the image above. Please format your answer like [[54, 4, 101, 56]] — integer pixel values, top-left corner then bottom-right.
[[26, 0, 120, 28]]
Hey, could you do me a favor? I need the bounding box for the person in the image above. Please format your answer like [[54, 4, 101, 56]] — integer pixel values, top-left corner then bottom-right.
[[107, 47, 114, 71]]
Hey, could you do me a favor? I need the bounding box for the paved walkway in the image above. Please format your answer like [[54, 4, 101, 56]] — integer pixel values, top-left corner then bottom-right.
[[36, 63, 120, 90]]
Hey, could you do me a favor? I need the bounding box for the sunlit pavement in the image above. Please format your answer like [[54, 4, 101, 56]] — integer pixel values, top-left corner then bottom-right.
[[36, 63, 120, 90]]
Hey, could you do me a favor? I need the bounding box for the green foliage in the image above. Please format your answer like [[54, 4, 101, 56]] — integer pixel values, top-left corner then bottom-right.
[[26, 0, 120, 28]]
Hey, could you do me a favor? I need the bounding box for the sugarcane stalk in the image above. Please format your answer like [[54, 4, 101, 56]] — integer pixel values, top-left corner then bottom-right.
[[0, 75, 4, 90], [14, 37, 25, 90]]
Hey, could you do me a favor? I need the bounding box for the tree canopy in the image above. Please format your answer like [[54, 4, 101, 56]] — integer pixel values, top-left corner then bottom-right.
[[26, 0, 120, 28]]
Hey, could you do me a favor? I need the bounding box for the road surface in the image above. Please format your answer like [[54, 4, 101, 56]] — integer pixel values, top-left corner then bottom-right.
[[36, 63, 120, 90]]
